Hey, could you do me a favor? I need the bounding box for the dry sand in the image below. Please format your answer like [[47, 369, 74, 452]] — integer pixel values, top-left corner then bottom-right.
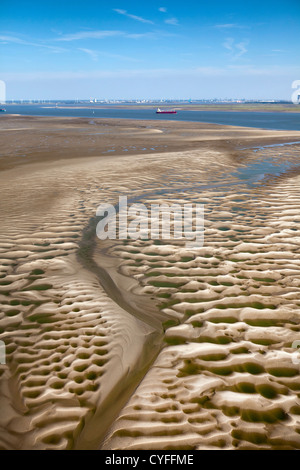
[[0, 115, 300, 450]]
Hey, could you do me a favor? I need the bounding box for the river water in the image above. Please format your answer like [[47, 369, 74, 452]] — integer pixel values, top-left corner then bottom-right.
[[3, 104, 300, 131]]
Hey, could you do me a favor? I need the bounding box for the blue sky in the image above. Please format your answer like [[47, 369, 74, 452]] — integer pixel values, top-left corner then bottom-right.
[[1, 0, 300, 100]]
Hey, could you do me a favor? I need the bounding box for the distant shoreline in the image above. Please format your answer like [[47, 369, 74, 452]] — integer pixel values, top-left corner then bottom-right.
[[4, 102, 300, 113]]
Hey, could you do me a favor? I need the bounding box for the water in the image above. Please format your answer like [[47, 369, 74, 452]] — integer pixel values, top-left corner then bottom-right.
[[3, 104, 300, 131], [232, 158, 295, 186]]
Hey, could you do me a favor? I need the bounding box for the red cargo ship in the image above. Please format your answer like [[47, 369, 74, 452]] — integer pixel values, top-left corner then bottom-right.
[[156, 108, 177, 114]]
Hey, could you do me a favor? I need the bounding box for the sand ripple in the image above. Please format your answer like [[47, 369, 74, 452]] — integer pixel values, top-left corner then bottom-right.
[[0, 131, 299, 449], [101, 146, 300, 450]]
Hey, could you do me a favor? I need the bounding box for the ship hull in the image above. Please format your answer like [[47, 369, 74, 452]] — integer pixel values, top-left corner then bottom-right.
[[156, 111, 177, 114]]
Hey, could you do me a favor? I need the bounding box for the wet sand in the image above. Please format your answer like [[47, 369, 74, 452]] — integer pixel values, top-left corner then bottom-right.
[[0, 116, 300, 450], [2, 114, 300, 171]]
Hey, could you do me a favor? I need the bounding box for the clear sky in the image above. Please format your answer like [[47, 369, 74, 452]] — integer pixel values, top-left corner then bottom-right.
[[1, 0, 300, 100]]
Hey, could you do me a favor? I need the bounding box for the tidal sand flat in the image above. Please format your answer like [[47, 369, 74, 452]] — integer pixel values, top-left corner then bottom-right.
[[0, 116, 300, 450]]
